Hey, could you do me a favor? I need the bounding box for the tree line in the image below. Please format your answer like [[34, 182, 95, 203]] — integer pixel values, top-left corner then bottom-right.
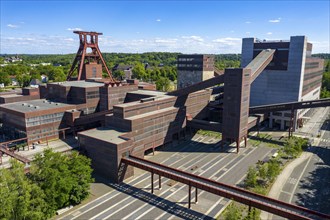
[[1, 53, 328, 94]]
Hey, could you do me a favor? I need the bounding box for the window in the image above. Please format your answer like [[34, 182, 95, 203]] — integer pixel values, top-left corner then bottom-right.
[[92, 67, 97, 78]]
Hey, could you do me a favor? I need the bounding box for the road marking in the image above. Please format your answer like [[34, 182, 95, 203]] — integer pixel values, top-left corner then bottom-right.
[[104, 140, 233, 220], [113, 142, 242, 220], [288, 177, 297, 185], [71, 211, 81, 216], [208, 148, 272, 219], [289, 154, 313, 203], [280, 190, 292, 195], [163, 147, 263, 220], [60, 136, 217, 219], [86, 138, 221, 220]]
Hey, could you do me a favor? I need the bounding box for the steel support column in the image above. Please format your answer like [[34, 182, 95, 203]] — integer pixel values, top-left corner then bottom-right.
[[151, 172, 154, 194], [195, 188, 198, 204], [159, 175, 161, 189], [289, 108, 294, 138], [188, 184, 191, 209]]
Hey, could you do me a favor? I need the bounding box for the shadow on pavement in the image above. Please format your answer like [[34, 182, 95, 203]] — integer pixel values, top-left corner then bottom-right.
[[295, 147, 330, 215], [108, 181, 214, 220]]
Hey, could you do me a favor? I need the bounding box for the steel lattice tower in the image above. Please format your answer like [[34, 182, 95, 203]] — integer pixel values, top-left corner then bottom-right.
[[67, 31, 116, 82]]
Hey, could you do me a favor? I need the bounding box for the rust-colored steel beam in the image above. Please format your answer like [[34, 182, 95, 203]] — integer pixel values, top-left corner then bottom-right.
[[245, 49, 275, 82], [0, 146, 31, 164], [249, 98, 330, 114], [122, 155, 329, 220], [167, 73, 224, 96]]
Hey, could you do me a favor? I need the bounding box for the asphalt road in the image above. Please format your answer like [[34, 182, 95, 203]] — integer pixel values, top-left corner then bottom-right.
[[59, 135, 274, 220], [270, 107, 330, 219]]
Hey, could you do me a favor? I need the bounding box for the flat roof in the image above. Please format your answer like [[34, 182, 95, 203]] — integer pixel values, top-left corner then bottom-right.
[[49, 80, 104, 88], [115, 95, 174, 108], [126, 106, 177, 120], [0, 93, 25, 98], [79, 127, 127, 144], [0, 99, 75, 113], [127, 90, 166, 97]]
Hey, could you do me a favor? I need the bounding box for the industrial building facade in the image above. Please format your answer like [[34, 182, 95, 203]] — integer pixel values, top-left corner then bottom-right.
[[79, 89, 211, 182], [0, 80, 146, 143], [241, 36, 324, 130], [177, 54, 215, 89], [0, 99, 75, 141]]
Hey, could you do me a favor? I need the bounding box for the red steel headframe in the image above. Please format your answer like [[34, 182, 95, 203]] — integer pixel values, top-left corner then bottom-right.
[[66, 31, 116, 82]]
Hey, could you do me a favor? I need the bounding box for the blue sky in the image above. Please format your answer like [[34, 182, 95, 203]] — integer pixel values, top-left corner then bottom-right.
[[1, 1, 329, 54]]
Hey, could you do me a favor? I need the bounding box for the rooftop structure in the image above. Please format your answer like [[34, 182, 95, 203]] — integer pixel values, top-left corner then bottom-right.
[[0, 87, 40, 104], [48, 80, 105, 88], [0, 99, 74, 113]]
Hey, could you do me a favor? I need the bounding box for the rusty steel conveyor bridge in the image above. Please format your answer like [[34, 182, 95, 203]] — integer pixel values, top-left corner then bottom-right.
[[122, 155, 330, 220]]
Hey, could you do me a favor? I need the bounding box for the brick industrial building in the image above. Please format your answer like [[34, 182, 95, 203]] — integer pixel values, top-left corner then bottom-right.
[[79, 89, 211, 181]]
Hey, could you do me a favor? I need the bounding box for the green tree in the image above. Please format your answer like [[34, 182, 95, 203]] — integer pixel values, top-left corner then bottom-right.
[[245, 166, 257, 188], [267, 159, 280, 181], [0, 72, 11, 86], [132, 62, 146, 80], [321, 87, 330, 98], [30, 69, 41, 81], [258, 163, 268, 180], [113, 70, 125, 79], [0, 160, 48, 220], [30, 149, 93, 216], [16, 74, 31, 87], [53, 68, 66, 82], [67, 151, 94, 205], [156, 77, 171, 92], [224, 202, 242, 220], [244, 207, 260, 220]]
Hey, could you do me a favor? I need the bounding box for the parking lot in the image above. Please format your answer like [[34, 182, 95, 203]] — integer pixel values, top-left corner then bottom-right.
[[60, 133, 275, 220]]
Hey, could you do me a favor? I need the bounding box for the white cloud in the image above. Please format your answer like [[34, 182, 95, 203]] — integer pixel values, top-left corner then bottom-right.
[[309, 41, 330, 53], [2, 33, 329, 54], [154, 38, 177, 44], [213, 37, 241, 45], [7, 24, 19, 28], [156, 19, 161, 22], [64, 38, 74, 42], [67, 27, 82, 31], [269, 18, 281, 23], [181, 35, 204, 42], [267, 32, 273, 35], [245, 21, 251, 24], [0, 35, 77, 54]]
